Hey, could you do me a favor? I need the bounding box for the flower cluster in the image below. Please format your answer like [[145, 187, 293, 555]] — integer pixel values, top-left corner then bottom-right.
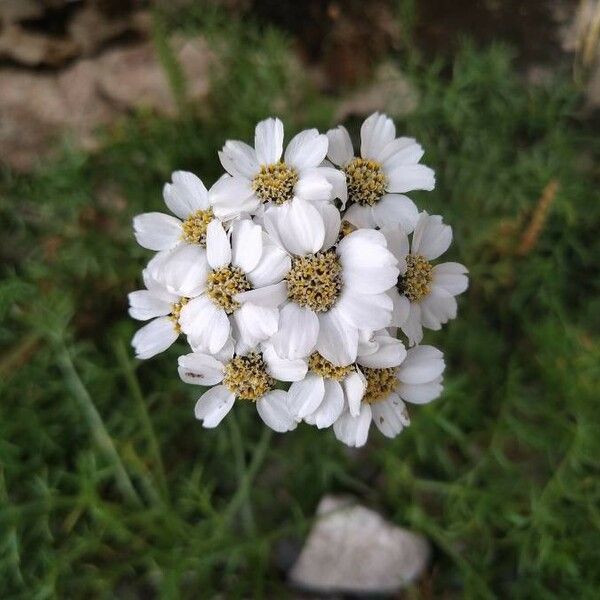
[[129, 113, 468, 447]]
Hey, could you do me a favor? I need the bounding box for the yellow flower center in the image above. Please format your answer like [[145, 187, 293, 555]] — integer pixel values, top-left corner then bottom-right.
[[223, 352, 274, 400], [362, 367, 398, 403], [169, 297, 189, 332], [180, 208, 214, 246], [308, 352, 353, 380], [344, 157, 387, 206], [399, 254, 433, 302], [338, 219, 357, 240], [252, 162, 299, 205], [286, 250, 343, 313], [206, 266, 252, 314]]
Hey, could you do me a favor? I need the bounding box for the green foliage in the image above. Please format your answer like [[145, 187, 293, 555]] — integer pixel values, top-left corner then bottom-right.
[[0, 14, 599, 600]]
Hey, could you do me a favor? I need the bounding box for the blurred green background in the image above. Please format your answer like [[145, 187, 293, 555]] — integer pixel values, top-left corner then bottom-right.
[[1, 0, 599, 597]]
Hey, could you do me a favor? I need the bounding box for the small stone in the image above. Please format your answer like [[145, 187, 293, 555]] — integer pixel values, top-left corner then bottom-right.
[[289, 495, 430, 594]]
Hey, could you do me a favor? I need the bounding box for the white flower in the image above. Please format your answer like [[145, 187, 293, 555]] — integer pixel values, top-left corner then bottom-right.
[[218, 117, 333, 210], [333, 342, 445, 448], [326, 112, 435, 232], [170, 219, 290, 354], [287, 354, 366, 429], [266, 205, 399, 366], [128, 268, 189, 359], [384, 211, 469, 345], [217, 118, 341, 247], [133, 170, 260, 258], [178, 341, 307, 432]]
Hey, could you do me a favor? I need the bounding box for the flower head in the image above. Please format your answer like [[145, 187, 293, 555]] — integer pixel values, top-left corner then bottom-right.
[[385, 211, 469, 345], [326, 112, 435, 232], [128, 268, 189, 359], [266, 205, 399, 366], [333, 337, 445, 447], [178, 341, 306, 432], [218, 117, 334, 211], [169, 219, 291, 354]]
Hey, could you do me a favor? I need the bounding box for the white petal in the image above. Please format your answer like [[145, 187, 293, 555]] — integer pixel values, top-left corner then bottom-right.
[[372, 194, 419, 233], [161, 244, 209, 298], [433, 262, 469, 296], [305, 379, 344, 429], [316, 308, 359, 366], [177, 352, 225, 386], [255, 117, 284, 165], [142, 266, 179, 303], [343, 203, 376, 228], [389, 288, 411, 327], [333, 403, 372, 448], [262, 342, 308, 382], [326, 125, 354, 166], [231, 219, 263, 272], [284, 129, 328, 170], [398, 345, 445, 384], [236, 282, 287, 307], [398, 378, 443, 404], [360, 112, 396, 160], [287, 374, 326, 420], [313, 200, 341, 250], [318, 165, 348, 207], [357, 329, 379, 357], [247, 240, 291, 287], [381, 226, 410, 268], [420, 286, 457, 329], [206, 220, 231, 269], [194, 385, 235, 428], [163, 171, 208, 219], [377, 137, 424, 166], [342, 258, 399, 296], [233, 303, 278, 347], [128, 290, 172, 321], [411, 212, 452, 260], [178, 295, 230, 354], [132, 317, 178, 359], [371, 394, 410, 438], [256, 390, 297, 432], [293, 169, 333, 201], [219, 141, 259, 179], [343, 370, 366, 417], [133, 212, 182, 251], [336, 289, 393, 330], [271, 303, 319, 360], [386, 164, 435, 193], [276, 197, 325, 256], [400, 301, 423, 346], [208, 175, 259, 219], [357, 333, 406, 368]]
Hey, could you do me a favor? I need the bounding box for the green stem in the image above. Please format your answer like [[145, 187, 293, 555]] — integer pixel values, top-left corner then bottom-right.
[[224, 424, 273, 531], [226, 412, 256, 535], [56, 343, 142, 507], [114, 341, 169, 503]]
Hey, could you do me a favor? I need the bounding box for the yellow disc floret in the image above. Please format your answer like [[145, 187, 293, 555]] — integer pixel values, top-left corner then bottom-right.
[[344, 157, 387, 206], [252, 162, 299, 205], [308, 352, 353, 380], [169, 297, 189, 332], [181, 208, 214, 246], [286, 250, 343, 313], [362, 367, 398, 403], [206, 266, 252, 314], [399, 254, 433, 302], [223, 352, 274, 400]]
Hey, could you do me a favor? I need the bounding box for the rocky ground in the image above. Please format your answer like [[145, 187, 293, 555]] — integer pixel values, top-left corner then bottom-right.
[[0, 0, 598, 171]]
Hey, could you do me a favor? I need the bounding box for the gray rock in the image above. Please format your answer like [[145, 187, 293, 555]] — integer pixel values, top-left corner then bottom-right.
[[289, 495, 429, 595]]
